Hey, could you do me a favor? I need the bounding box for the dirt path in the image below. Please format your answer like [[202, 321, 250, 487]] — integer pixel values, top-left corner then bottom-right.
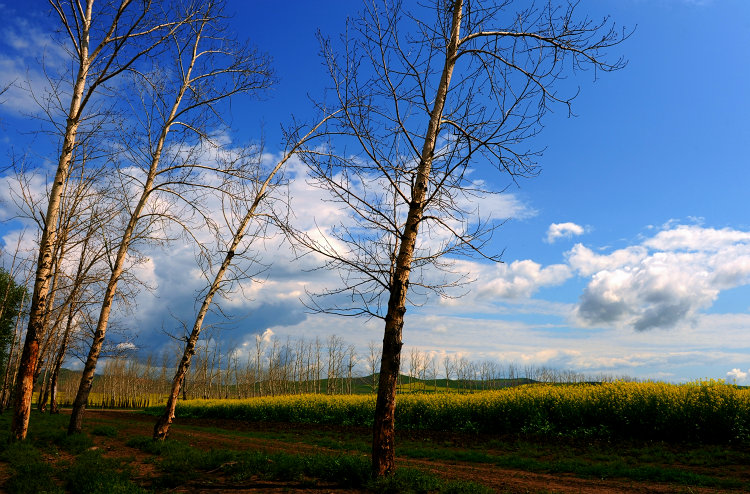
[[80, 410, 744, 493]]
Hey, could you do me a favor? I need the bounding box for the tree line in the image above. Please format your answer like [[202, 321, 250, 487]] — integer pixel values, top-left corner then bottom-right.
[[1, 0, 627, 479], [43, 333, 631, 410]]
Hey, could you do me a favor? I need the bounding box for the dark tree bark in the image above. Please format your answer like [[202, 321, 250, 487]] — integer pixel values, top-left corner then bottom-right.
[[290, 0, 627, 478]]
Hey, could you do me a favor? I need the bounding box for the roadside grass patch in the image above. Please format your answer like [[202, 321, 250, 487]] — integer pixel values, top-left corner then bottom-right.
[[126, 436, 231, 488], [65, 450, 146, 494], [399, 444, 746, 490], [91, 425, 119, 437], [129, 434, 370, 487], [1, 441, 62, 494], [57, 432, 94, 454], [160, 413, 750, 490], [369, 468, 493, 493], [127, 435, 490, 491]]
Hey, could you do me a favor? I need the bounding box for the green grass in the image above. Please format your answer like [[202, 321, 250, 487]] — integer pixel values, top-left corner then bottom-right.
[[91, 425, 119, 437], [0, 412, 146, 494], [126, 435, 491, 492], [401, 446, 744, 489], [2, 404, 749, 493], [65, 450, 147, 494], [0, 441, 62, 494], [127, 435, 371, 487], [151, 414, 750, 489]]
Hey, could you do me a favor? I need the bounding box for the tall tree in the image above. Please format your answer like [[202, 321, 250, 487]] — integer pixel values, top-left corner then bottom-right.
[[67, 0, 273, 434], [293, 0, 627, 477], [11, 0, 192, 441], [152, 112, 337, 440]]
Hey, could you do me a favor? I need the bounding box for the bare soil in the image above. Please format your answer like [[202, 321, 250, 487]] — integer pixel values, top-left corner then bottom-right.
[[68, 409, 748, 493]]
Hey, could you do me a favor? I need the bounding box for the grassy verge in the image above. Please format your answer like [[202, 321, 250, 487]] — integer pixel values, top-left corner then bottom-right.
[[141, 416, 750, 490], [0, 412, 145, 494], [125, 435, 492, 493], [0, 412, 493, 493]]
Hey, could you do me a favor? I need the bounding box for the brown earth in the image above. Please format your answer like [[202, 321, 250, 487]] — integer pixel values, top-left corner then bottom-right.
[[61, 409, 748, 493]]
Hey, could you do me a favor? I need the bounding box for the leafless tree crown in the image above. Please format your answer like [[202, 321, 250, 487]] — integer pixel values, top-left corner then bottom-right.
[[294, 0, 628, 319]]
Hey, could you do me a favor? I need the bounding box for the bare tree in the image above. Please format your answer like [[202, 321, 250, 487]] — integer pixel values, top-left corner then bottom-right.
[[11, 0, 194, 441], [294, 0, 627, 476], [442, 355, 453, 392], [67, 0, 274, 435], [346, 344, 357, 394], [153, 110, 336, 439], [48, 207, 110, 414], [367, 340, 380, 392]]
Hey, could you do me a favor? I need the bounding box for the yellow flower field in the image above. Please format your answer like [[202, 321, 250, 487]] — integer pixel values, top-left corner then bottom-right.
[[144, 380, 750, 443]]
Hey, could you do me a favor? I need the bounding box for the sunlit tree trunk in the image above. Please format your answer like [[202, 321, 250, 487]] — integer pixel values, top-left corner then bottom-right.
[[11, 24, 90, 439], [371, 0, 462, 477]]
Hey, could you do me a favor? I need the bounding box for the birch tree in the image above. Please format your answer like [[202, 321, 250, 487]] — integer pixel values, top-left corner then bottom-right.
[[152, 113, 336, 439], [293, 0, 627, 477], [11, 0, 193, 441], [67, 0, 273, 434]]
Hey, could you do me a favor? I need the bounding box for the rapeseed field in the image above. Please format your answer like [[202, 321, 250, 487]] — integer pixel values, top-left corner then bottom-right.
[[145, 380, 750, 443]]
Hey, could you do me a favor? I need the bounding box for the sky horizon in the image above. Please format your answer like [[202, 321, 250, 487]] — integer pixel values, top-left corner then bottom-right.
[[1, 0, 749, 384]]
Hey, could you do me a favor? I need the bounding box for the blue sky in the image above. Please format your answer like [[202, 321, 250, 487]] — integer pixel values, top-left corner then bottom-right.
[[1, 0, 750, 383]]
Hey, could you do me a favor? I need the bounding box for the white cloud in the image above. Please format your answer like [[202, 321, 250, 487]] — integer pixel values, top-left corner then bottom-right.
[[472, 186, 536, 221], [0, 8, 69, 115], [567, 243, 648, 277], [451, 223, 750, 333], [572, 225, 750, 331], [478, 260, 571, 299], [727, 368, 749, 383], [257, 328, 274, 343], [546, 222, 584, 243], [644, 225, 750, 252]]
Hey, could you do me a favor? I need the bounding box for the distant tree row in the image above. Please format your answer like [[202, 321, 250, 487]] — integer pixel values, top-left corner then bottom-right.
[[46, 332, 633, 409]]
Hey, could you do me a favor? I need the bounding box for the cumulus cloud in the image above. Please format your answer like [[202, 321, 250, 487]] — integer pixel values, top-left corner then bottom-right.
[[478, 260, 571, 299], [644, 225, 750, 252], [257, 328, 274, 343], [546, 222, 584, 243], [727, 368, 749, 383], [567, 244, 648, 277], [572, 225, 750, 331]]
